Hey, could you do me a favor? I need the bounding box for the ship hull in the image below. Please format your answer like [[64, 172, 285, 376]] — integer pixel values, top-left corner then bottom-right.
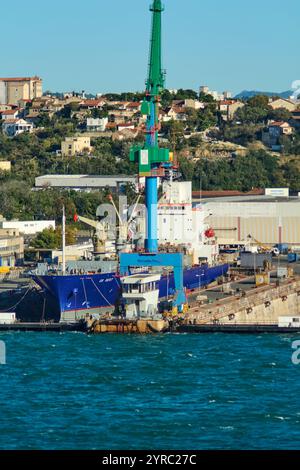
[[32, 264, 229, 322]]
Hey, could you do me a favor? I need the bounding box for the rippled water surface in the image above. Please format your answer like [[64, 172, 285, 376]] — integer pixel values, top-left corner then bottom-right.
[[0, 331, 299, 449]]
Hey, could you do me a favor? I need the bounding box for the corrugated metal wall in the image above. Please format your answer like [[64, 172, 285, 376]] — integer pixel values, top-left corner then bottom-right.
[[207, 201, 300, 244]]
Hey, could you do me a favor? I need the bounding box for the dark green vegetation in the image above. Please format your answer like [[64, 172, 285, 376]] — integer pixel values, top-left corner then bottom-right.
[[30, 226, 77, 249], [180, 150, 300, 192], [0, 91, 299, 222], [0, 117, 138, 221]]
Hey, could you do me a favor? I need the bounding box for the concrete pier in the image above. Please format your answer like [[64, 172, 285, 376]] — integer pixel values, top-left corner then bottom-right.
[[184, 277, 300, 327]]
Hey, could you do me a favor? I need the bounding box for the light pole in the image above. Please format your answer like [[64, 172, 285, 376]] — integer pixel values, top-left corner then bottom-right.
[[196, 272, 205, 292]]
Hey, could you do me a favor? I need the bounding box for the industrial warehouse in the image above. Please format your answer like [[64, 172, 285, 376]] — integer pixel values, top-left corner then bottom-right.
[[35, 174, 136, 192], [201, 191, 300, 246]]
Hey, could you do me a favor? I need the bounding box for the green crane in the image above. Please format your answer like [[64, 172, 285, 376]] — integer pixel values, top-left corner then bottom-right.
[[146, 0, 165, 98], [130, 0, 172, 180], [120, 0, 187, 312], [130, 0, 173, 252]]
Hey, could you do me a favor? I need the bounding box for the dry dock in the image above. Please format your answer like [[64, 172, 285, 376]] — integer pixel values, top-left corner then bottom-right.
[[185, 277, 300, 327]]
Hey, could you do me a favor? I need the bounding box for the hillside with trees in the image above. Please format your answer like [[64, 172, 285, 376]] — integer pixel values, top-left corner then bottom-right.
[[0, 90, 300, 223]]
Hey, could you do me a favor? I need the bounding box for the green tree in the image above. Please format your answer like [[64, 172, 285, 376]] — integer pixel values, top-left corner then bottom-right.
[[199, 92, 216, 103], [31, 228, 60, 249], [175, 89, 198, 100], [268, 107, 292, 122], [161, 120, 185, 150], [248, 95, 269, 108], [282, 160, 300, 191], [234, 106, 269, 124], [161, 89, 173, 108]]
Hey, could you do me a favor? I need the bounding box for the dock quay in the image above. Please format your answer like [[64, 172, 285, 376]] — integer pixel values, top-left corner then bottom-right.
[[2, 263, 300, 335], [85, 274, 300, 335], [185, 277, 300, 327], [177, 324, 300, 334], [0, 322, 84, 332]]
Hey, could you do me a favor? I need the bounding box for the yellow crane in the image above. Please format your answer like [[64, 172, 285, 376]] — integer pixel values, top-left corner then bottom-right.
[[248, 235, 270, 252], [247, 235, 280, 256]]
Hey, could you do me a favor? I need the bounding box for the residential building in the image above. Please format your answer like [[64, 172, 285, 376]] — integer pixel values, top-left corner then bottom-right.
[[2, 119, 33, 137], [291, 111, 300, 128], [61, 136, 92, 157], [86, 117, 108, 132], [162, 106, 188, 122], [0, 161, 11, 172], [0, 228, 24, 267], [269, 98, 297, 112], [18, 98, 32, 109], [184, 99, 204, 110], [0, 220, 55, 236], [199, 85, 231, 101], [0, 109, 20, 120], [25, 96, 64, 122], [0, 76, 42, 106], [80, 99, 106, 110], [262, 121, 293, 150], [218, 100, 245, 121], [223, 91, 232, 99], [117, 123, 135, 131]]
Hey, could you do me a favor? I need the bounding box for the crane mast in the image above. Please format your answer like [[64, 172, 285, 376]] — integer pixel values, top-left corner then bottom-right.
[[122, 0, 187, 312], [130, 0, 172, 253]]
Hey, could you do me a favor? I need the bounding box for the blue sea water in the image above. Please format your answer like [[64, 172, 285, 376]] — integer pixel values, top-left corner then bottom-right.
[[0, 331, 300, 450]]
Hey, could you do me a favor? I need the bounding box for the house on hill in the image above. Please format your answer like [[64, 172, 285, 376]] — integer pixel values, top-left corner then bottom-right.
[[269, 98, 297, 112], [262, 121, 293, 150]]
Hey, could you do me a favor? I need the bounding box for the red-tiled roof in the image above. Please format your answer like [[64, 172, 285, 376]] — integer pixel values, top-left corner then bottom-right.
[[0, 109, 19, 115], [126, 102, 140, 108], [269, 121, 290, 127], [81, 99, 104, 107], [219, 100, 236, 106], [172, 107, 187, 114]]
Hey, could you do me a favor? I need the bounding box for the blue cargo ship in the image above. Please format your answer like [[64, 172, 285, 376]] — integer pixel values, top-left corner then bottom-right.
[[32, 264, 228, 322], [31, 180, 229, 322]]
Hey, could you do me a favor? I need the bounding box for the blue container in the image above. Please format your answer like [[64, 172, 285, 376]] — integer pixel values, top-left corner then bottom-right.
[[276, 243, 289, 254], [288, 253, 298, 263]]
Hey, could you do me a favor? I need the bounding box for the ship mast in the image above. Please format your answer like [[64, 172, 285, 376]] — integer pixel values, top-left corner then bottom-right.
[[62, 205, 66, 275]]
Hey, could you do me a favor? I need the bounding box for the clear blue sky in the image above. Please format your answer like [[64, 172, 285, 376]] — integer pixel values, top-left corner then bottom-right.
[[1, 0, 299, 95]]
